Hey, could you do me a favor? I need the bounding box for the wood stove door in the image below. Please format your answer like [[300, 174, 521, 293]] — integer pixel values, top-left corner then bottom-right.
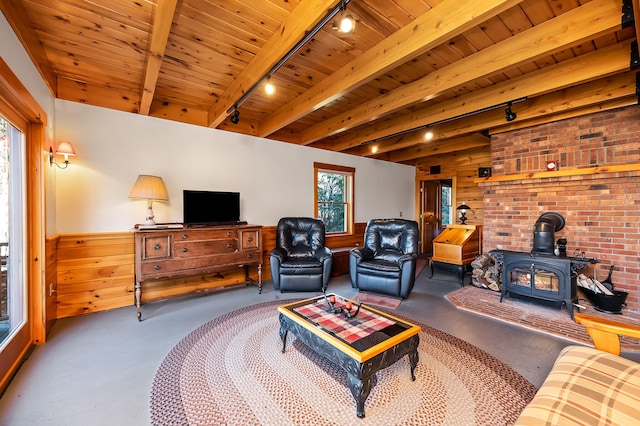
[[508, 264, 561, 297]]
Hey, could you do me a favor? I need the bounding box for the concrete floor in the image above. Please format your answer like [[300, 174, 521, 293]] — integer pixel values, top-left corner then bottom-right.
[[0, 270, 581, 425]]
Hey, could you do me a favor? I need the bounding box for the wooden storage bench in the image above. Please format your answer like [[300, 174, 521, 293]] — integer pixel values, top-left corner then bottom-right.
[[330, 246, 353, 277]]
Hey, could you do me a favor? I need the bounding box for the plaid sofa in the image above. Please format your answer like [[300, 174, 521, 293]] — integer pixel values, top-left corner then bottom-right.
[[515, 345, 640, 425]]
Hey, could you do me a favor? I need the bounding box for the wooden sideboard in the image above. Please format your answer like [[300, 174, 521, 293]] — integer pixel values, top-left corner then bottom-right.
[[134, 224, 262, 320]]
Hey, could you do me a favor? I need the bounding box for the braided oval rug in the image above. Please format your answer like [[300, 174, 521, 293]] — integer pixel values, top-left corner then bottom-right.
[[150, 300, 537, 425]]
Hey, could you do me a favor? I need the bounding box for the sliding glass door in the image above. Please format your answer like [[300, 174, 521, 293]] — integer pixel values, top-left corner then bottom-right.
[[0, 116, 26, 349]]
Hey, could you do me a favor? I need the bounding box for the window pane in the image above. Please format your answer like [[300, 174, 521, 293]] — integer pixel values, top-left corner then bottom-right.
[[441, 186, 452, 226], [319, 203, 346, 233], [0, 116, 26, 347], [317, 172, 345, 202]]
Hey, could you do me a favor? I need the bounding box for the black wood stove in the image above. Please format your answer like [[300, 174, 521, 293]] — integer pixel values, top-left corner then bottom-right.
[[493, 250, 596, 318], [492, 213, 596, 318]]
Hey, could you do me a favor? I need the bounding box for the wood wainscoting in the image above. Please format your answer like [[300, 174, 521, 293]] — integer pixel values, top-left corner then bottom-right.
[[50, 223, 366, 319]]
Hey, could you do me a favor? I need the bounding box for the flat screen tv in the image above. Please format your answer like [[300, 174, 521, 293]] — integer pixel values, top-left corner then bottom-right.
[[183, 190, 241, 226]]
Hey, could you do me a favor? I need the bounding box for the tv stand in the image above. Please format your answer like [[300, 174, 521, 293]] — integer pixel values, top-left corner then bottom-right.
[[133, 224, 262, 320]]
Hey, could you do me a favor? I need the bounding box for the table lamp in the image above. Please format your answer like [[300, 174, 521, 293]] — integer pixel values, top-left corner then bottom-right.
[[456, 202, 471, 225], [129, 175, 168, 225]]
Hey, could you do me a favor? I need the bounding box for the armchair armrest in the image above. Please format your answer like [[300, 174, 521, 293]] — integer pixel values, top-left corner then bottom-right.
[[397, 253, 416, 266], [314, 246, 332, 262], [574, 313, 640, 355], [350, 247, 373, 261], [270, 247, 287, 263]]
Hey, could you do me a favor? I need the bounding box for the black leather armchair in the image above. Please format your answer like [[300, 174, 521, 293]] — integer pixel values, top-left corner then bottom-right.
[[349, 219, 419, 299], [270, 217, 333, 292]]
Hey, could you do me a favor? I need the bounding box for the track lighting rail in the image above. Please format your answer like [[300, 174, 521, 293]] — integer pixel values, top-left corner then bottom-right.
[[226, 0, 352, 118]]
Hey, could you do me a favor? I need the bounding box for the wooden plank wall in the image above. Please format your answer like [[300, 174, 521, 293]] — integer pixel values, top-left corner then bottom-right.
[[52, 223, 366, 319], [414, 146, 490, 225], [56, 232, 136, 318]]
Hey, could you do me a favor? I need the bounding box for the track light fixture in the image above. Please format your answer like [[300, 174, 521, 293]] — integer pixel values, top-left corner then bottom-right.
[[264, 77, 276, 95], [505, 102, 517, 122], [332, 0, 356, 33], [227, 0, 353, 119], [230, 108, 240, 124]]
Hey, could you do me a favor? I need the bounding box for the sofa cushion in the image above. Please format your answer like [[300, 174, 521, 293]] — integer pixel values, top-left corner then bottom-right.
[[515, 345, 640, 425]]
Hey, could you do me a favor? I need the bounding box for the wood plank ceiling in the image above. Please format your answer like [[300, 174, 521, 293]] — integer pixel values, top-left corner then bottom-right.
[[2, 0, 639, 166]]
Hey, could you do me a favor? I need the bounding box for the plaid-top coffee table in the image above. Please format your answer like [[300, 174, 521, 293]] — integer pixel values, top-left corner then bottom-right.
[[278, 294, 421, 418]]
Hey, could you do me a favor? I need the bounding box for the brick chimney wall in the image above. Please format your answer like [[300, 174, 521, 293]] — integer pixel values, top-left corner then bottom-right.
[[479, 106, 640, 313]]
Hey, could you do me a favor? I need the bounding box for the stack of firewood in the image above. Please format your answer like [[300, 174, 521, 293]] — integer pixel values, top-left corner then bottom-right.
[[471, 254, 501, 291], [471, 254, 502, 291]]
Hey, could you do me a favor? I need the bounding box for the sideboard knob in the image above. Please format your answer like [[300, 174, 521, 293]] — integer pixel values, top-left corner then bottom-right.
[[154, 265, 161, 270], [182, 247, 188, 253], [154, 244, 161, 250], [247, 237, 253, 243]]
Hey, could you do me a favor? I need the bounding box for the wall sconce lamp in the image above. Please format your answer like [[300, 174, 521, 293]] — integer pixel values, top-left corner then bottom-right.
[[457, 202, 471, 225], [128, 175, 169, 225], [49, 141, 76, 169], [505, 102, 517, 122], [332, 0, 356, 33]]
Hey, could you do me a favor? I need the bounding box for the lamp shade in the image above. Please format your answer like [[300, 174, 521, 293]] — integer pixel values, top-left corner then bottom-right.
[[457, 202, 471, 211], [128, 175, 169, 201], [55, 141, 76, 156]]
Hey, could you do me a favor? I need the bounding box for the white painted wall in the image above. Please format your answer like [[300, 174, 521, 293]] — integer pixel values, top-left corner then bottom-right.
[[54, 100, 415, 233]]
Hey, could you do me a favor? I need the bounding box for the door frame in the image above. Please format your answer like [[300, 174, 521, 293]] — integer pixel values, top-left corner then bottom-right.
[[0, 58, 47, 393], [415, 175, 457, 254]]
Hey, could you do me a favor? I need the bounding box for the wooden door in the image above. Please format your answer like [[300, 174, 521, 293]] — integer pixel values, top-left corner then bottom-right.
[[420, 181, 441, 255]]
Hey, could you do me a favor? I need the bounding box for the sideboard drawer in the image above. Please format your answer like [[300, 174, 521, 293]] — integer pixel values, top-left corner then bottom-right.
[[141, 235, 171, 259], [174, 239, 238, 257], [240, 229, 259, 250], [176, 229, 236, 241]]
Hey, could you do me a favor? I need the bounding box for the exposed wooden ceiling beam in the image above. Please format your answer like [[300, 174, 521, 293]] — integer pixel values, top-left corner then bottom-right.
[[321, 40, 632, 152], [340, 71, 636, 162], [0, 0, 57, 95], [206, 0, 336, 128], [149, 99, 208, 127], [299, 0, 622, 145], [257, 0, 524, 137], [398, 73, 637, 154], [633, 0, 640, 47], [139, 0, 179, 115], [373, 134, 490, 164], [488, 96, 638, 135], [58, 77, 140, 113]]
